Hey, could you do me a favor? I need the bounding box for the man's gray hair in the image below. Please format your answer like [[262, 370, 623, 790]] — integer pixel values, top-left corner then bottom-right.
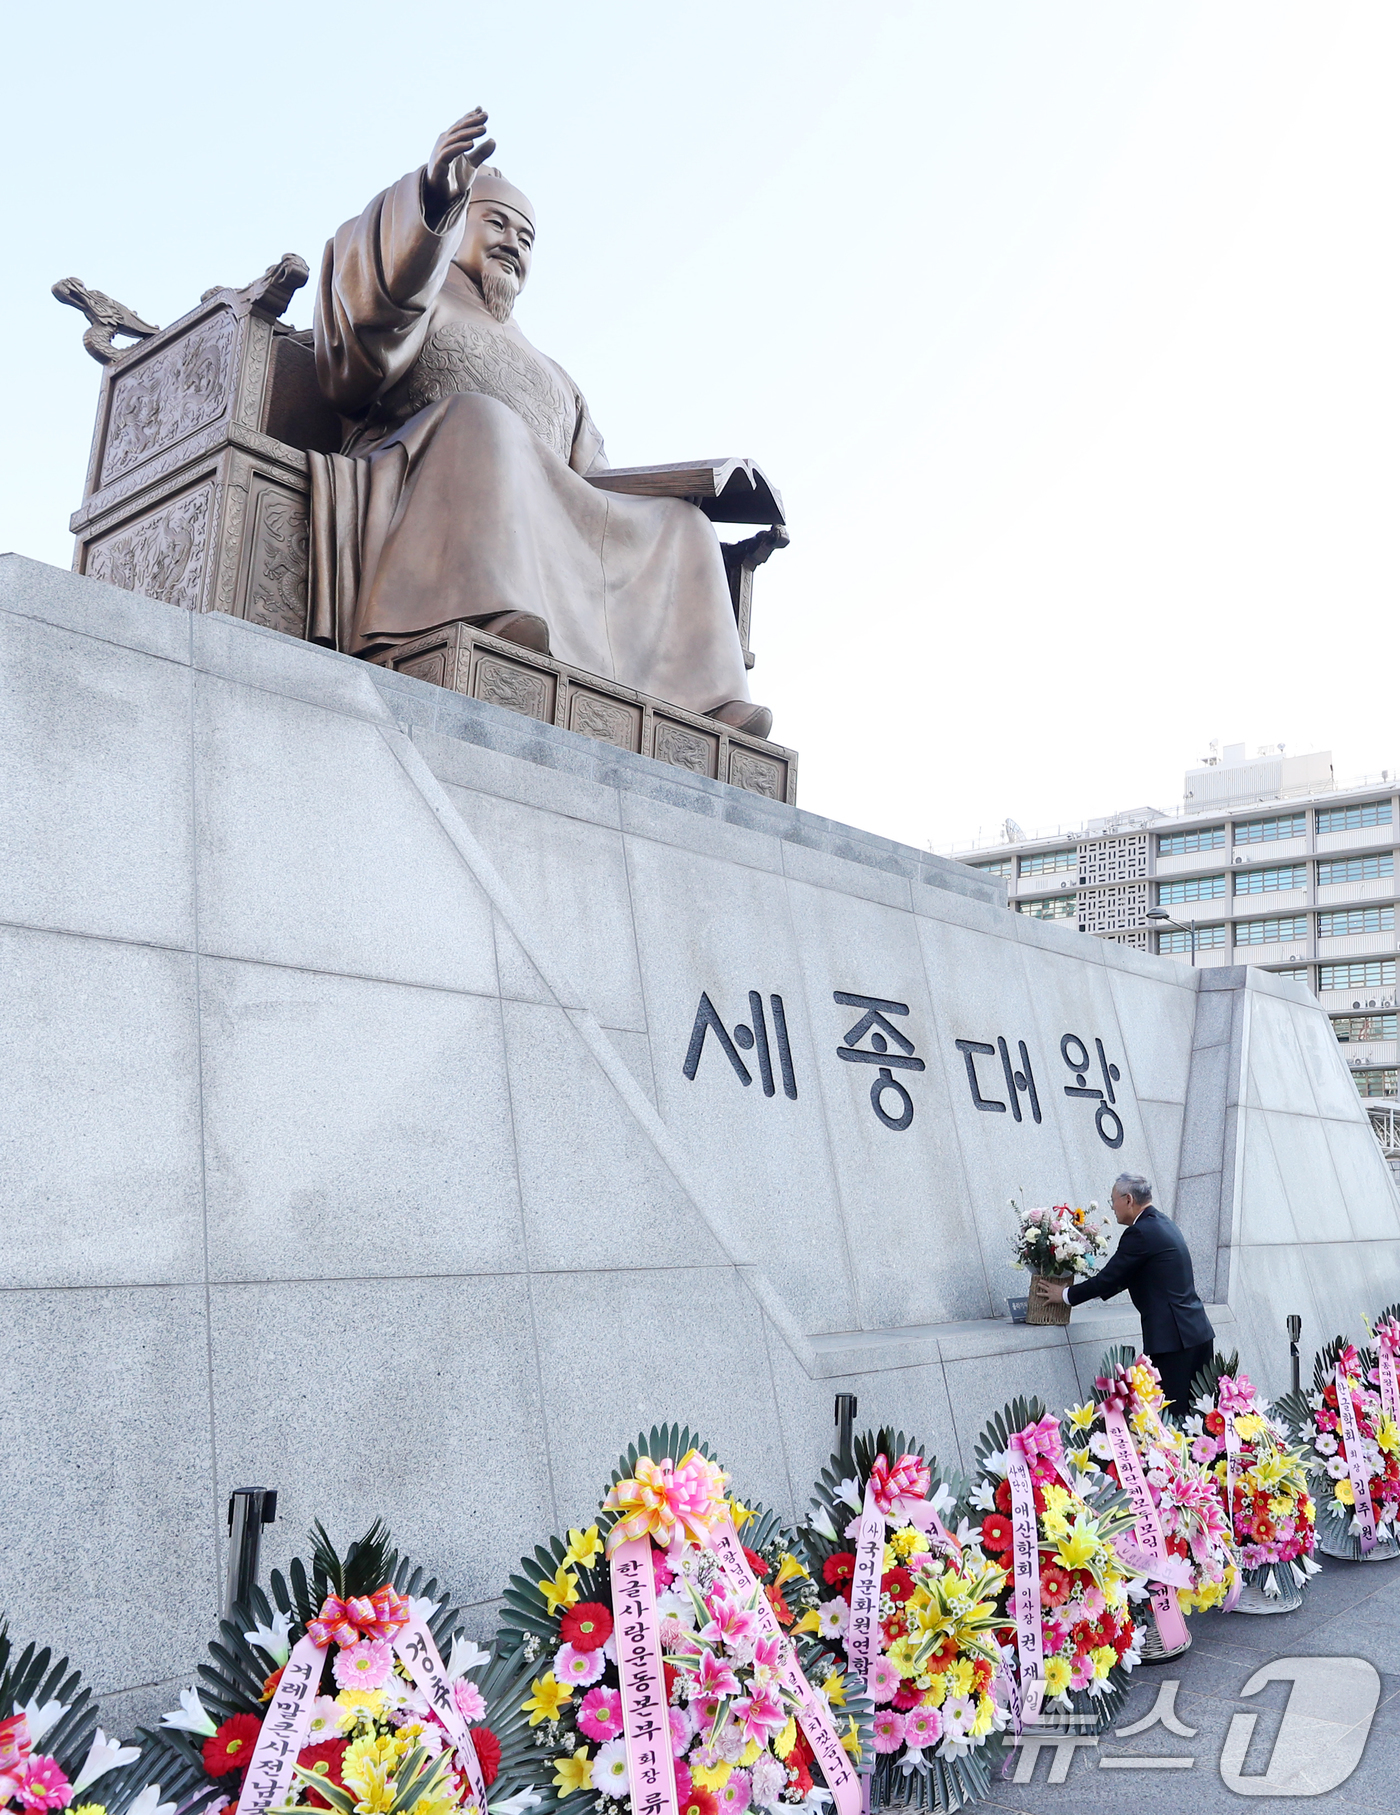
[[1115, 1172, 1153, 1205]]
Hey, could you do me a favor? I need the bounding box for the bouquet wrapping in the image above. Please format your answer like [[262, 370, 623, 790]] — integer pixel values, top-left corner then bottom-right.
[[1183, 1351, 1318, 1611], [0, 1621, 152, 1815], [497, 1425, 872, 1815], [133, 1521, 536, 1815], [961, 1398, 1140, 1735], [1279, 1337, 1400, 1561], [799, 1429, 1009, 1811], [1065, 1348, 1239, 1650]]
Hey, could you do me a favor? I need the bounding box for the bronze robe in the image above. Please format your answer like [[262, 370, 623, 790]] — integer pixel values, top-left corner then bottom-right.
[[308, 168, 754, 717]]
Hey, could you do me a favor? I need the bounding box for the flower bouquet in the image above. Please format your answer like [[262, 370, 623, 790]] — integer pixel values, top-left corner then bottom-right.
[[1182, 1350, 1319, 1613], [1064, 1347, 1239, 1657], [1277, 1336, 1400, 1562], [0, 1620, 154, 1815], [496, 1424, 872, 1815], [1008, 1200, 1109, 1328], [131, 1520, 538, 1815], [963, 1398, 1140, 1733], [798, 1427, 1008, 1811]]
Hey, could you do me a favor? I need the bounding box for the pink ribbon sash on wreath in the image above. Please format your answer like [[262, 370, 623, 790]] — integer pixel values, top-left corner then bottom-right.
[[1376, 1323, 1400, 1429], [1100, 1406, 1192, 1650], [610, 1537, 681, 1815], [707, 1516, 862, 1815], [234, 1633, 328, 1815], [1334, 1363, 1379, 1553], [393, 1614, 489, 1812], [1004, 1444, 1047, 1721]]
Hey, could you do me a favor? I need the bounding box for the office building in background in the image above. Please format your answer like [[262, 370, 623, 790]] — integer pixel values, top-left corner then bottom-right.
[[954, 745, 1398, 1102]]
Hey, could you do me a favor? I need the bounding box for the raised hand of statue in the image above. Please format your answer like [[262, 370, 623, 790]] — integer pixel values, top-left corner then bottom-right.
[[423, 107, 498, 229]]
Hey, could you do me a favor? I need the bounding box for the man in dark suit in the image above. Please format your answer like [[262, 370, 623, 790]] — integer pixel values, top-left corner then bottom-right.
[[1042, 1172, 1214, 1418]]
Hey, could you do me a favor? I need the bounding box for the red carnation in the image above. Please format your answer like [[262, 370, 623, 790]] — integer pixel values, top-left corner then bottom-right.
[[823, 1552, 856, 1588], [204, 1713, 263, 1781], [262, 1667, 285, 1701], [786, 1761, 813, 1797], [1205, 1411, 1225, 1437], [679, 1792, 719, 1815], [765, 1583, 793, 1626], [560, 1602, 613, 1651], [470, 1726, 501, 1788], [743, 1547, 772, 1581], [297, 1740, 347, 1809], [663, 1663, 679, 1703], [994, 1479, 1013, 1516], [979, 1514, 1013, 1553]]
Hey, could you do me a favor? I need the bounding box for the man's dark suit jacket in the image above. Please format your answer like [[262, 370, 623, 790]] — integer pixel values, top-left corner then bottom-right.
[[1064, 1205, 1214, 1353]]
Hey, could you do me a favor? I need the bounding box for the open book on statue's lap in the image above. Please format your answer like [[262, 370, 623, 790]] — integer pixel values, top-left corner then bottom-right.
[[585, 458, 784, 525]]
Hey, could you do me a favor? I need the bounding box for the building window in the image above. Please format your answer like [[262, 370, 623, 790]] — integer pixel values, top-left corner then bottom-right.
[[1355, 1068, 1399, 1098], [1317, 800, 1393, 835], [1269, 967, 1310, 984], [1234, 813, 1307, 845], [1157, 875, 1226, 905], [1320, 959, 1397, 991], [1158, 924, 1228, 953], [1017, 896, 1077, 920], [972, 858, 1013, 877], [1234, 864, 1306, 894], [1019, 850, 1077, 876], [1318, 906, 1395, 939], [1332, 1014, 1398, 1042], [1235, 915, 1309, 946], [1158, 827, 1225, 856], [1318, 853, 1395, 886]]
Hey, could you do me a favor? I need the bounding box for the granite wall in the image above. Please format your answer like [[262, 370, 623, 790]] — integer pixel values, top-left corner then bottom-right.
[[0, 555, 1393, 1730]]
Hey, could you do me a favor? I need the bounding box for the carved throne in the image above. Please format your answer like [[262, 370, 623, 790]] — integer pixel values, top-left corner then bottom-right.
[[60, 261, 796, 803]]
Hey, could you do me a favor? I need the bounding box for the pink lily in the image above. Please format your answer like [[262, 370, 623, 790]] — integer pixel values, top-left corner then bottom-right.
[[693, 1649, 741, 1701], [700, 1596, 759, 1651], [731, 1685, 787, 1746]]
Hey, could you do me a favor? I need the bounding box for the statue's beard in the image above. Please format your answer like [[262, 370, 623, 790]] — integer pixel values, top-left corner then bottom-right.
[[481, 262, 519, 322]]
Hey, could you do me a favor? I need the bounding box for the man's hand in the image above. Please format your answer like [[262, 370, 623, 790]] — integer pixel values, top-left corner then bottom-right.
[[1040, 1279, 1069, 1306], [424, 108, 497, 229]]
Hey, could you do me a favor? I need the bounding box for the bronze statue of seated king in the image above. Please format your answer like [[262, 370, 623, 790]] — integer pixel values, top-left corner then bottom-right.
[[58, 104, 791, 784]]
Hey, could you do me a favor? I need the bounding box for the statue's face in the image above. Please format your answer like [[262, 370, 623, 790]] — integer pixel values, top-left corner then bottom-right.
[[458, 200, 534, 291]]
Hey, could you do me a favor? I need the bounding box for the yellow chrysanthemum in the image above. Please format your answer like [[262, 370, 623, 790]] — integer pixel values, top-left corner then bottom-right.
[[738, 1742, 760, 1768], [1335, 1480, 1355, 1507], [885, 1636, 921, 1679], [1067, 1402, 1097, 1431], [539, 1563, 580, 1615], [972, 1694, 996, 1737], [774, 1718, 798, 1760], [946, 1658, 974, 1697], [1091, 1646, 1115, 1680], [564, 1526, 603, 1567], [922, 1675, 947, 1707], [553, 1750, 593, 1796], [1234, 1413, 1264, 1442], [883, 1542, 898, 1570], [1043, 1656, 1071, 1697], [691, 1763, 733, 1791], [524, 1672, 573, 1726]]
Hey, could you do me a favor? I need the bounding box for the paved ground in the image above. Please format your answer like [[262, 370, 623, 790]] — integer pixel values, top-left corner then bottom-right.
[[986, 1552, 1400, 1810]]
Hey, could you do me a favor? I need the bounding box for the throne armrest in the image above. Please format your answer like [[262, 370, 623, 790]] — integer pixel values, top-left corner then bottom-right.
[[585, 458, 784, 526]]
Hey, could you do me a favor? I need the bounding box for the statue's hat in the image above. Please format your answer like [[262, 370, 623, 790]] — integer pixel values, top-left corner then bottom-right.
[[468, 168, 535, 229]]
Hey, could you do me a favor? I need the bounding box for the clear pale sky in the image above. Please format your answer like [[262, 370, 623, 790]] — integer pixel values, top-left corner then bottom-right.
[[4, 2, 1395, 853]]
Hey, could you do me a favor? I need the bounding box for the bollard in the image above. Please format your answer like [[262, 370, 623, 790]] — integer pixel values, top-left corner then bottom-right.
[[225, 1487, 278, 1618], [834, 1393, 857, 1473], [1287, 1314, 1302, 1399]]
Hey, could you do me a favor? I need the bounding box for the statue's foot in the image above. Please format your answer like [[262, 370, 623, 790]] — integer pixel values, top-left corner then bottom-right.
[[711, 700, 773, 739], [475, 610, 551, 655]]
